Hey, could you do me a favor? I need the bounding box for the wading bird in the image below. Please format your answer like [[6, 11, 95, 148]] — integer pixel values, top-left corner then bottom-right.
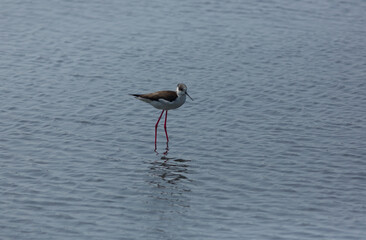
[[130, 83, 193, 150]]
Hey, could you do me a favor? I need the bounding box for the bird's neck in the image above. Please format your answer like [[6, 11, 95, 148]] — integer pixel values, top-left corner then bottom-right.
[[176, 91, 185, 97]]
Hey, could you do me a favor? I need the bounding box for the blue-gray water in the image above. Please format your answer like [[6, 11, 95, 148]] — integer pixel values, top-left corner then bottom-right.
[[1, 0, 366, 239]]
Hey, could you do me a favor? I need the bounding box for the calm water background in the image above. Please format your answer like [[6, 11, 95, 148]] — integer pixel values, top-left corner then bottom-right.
[[1, 0, 366, 239]]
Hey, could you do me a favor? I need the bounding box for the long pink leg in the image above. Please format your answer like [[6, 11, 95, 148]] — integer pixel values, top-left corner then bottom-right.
[[164, 110, 169, 142], [155, 110, 165, 149]]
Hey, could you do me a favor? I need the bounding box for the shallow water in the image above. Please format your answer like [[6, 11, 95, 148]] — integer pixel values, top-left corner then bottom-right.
[[1, 0, 366, 239]]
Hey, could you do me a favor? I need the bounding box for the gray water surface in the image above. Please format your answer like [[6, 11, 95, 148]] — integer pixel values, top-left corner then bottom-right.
[[1, 0, 366, 239]]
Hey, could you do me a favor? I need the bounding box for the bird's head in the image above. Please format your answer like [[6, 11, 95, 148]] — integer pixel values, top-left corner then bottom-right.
[[177, 83, 193, 100]]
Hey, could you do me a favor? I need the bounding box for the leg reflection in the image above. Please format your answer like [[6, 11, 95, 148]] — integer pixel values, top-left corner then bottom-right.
[[154, 140, 169, 156]]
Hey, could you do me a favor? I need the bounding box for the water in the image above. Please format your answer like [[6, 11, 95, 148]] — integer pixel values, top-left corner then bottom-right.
[[1, 0, 366, 239]]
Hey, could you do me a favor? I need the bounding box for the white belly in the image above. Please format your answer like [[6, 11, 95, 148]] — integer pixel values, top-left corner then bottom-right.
[[150, 95, 186, 110]]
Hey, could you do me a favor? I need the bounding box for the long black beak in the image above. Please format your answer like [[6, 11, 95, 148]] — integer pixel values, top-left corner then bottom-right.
[[186, 92, 193, 101]]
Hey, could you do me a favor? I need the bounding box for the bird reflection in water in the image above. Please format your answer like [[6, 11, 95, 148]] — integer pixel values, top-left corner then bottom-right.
[[150, 156, 191, 185], [145, 156, 192, 237], [147, 156, 191, 208]]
